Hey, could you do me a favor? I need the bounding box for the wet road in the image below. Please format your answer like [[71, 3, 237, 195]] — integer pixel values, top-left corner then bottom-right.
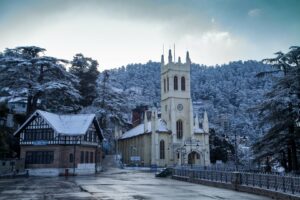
[[0, 168, 271, 200]]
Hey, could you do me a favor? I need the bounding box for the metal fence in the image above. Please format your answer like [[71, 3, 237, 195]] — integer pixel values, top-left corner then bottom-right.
[[173, 168, 300, 195], [180, 164, 267, 173]]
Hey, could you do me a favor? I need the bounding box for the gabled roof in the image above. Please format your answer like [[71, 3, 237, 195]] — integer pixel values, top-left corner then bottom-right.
[[120, 119, 169, 139], [14, 110, 103, 139]]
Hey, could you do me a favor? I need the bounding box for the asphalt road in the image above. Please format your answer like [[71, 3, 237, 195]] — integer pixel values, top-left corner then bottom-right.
[[0, 168, 271, 200]]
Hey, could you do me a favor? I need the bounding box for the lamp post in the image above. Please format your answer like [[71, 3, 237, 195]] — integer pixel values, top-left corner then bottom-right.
[[225, 133, 238, 171], [234, 131, 238, 171]]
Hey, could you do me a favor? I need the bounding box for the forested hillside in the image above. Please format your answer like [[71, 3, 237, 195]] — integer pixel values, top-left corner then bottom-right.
[[0, 46, 273, 145], [107, 60, 273, 140]]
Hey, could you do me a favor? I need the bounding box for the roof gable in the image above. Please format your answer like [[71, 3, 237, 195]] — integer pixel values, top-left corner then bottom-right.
[[37, 110, 95, 135], [14, 110, 103, 139], [120, 119, 169, 139]]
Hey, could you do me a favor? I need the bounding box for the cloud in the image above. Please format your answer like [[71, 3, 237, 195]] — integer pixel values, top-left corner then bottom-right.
[[0, 1, 299, 69], [248, 8, 262, 17]]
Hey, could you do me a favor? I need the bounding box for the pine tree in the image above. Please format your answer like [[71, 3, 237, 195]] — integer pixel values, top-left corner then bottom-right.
[[69, 53, 99, 107], [0, 46, 81, 116], [93, 70, 130, 129], [254, 46, 300, 172]]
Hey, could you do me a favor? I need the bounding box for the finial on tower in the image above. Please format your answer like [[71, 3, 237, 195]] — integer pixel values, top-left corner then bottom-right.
[[186, 51, 191, 64], [203, 111, 209, 133], [168, 49, 172, 63], [144, 111, 148, 132], [195, 114, 200, 129], [151, 107, 157, 121], [173, 44, 175, 63], [178, 56, 181, 64]]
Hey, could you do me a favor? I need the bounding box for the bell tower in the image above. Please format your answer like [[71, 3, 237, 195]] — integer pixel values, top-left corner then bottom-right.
[[160, 49, 194, 144]]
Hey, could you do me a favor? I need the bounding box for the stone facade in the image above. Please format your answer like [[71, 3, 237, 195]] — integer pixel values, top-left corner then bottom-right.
[[117, 50, 211, 167]]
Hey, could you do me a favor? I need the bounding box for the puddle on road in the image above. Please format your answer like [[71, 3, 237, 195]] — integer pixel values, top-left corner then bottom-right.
[[109, 172, 129, 175], [132, 195, 151, 200]]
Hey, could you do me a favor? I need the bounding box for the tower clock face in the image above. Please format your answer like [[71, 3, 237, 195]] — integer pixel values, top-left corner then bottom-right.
[[177, 104, 183, 111]]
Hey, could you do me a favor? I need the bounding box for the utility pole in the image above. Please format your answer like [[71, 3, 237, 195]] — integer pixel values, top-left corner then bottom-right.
[[234, 131, 238, 171]]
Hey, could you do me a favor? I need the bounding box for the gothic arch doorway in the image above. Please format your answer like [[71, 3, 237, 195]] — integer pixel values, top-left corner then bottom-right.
[[188, 151, 200, 165]]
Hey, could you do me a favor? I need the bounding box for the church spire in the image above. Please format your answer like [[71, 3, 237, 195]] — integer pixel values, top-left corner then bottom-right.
[[161, 54, 164, 65], [168, 49, 172, 63], [203, 111, 209, 133], [178, 56, 181, 64]]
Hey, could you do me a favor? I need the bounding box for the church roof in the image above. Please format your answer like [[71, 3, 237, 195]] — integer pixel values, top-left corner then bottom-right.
[[193, 127, 205, 134], [120, 119, 168, 139], [14, 110, 103, 139]]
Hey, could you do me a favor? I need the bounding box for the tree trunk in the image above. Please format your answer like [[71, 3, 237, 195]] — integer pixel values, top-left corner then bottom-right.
[[287, 147, 292, 172], [281, 151, 288, 171], [26, 95, 33, 117], [26, 92, 42, 117], [289, 123, 298, 171], [290, 139, 299, 171]]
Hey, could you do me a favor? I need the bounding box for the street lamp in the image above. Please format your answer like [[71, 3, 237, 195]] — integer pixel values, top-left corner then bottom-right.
[[225, 133, 238, 171], [234, 131, 238, 171]]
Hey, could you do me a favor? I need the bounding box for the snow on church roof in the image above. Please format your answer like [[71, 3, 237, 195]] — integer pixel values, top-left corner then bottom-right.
[[14, 110, 99, 136], [120, 119, 168, 139], [194, 127, 205, 134]]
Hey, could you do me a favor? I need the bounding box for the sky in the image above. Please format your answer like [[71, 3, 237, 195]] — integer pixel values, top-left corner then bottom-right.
[[0, 0, 299, 70]]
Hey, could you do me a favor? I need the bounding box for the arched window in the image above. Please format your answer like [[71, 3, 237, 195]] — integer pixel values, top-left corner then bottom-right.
[[163, 78, 166, 93], [176, 120, 183, 139], [167, 77, 169, 91], [174, 76, 178, 90], [160, 140, 165, 159], [181, 76, 185, 91]]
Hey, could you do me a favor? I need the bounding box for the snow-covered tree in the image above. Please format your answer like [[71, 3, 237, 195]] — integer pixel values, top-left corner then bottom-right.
[[107, 60, 272, 141], [253, 46, 300, 172], [0, 46, 81, 115], [92, 70, 131, 128], [69, 53, 99, 107]]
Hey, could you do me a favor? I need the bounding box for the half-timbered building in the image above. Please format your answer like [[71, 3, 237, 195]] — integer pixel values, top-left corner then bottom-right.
[[14, 110, 104, 176]]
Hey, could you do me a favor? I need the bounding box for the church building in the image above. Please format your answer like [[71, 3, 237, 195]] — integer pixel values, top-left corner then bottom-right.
[[116, 50, 210, 167]]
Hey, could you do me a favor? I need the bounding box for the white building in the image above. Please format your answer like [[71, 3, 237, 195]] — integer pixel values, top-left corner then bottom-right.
[[116, 50, 210, 167]]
